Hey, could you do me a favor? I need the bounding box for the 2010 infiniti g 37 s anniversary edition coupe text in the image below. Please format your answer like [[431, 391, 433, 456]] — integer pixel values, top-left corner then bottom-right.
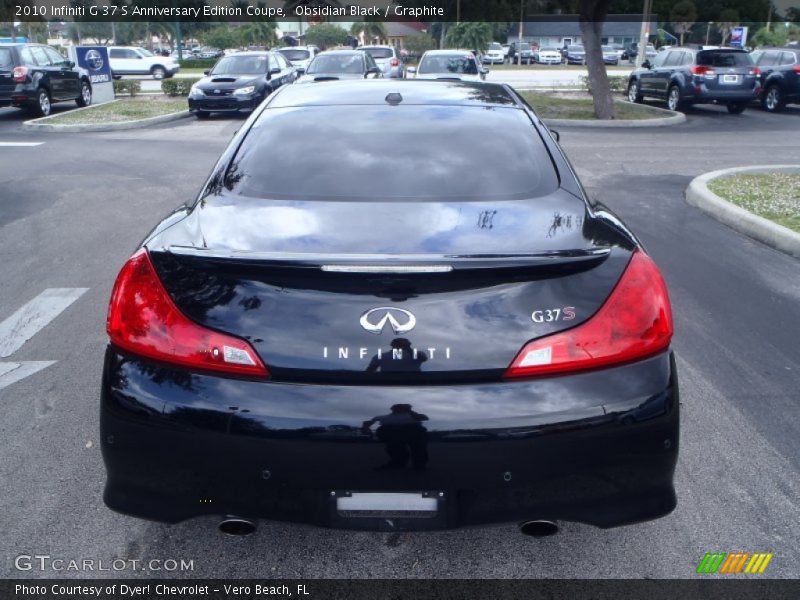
[[101, 80, 678, 532]]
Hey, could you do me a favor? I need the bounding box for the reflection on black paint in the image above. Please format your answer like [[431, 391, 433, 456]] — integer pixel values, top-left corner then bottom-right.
[[366, 338, 428, 373], [362, 403, 430, 471]]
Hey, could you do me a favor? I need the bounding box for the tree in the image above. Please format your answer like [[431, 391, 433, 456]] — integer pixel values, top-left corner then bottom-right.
[[578, 0, 615, 120], [404, 33, 436, 58], [670, 0, 696, 45], [304, 23, 347, 49], [350, 21, 387, 45], [239, 21, 278, 49], [717, 9, 740, 46], [751, 25, 787, 48], [444, 22, 493, 53], [201, 26, 241, 51]]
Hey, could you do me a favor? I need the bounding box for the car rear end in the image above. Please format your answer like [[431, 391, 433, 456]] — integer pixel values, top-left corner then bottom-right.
[[566, 46, 586, 65], [360, 46, 403, 78], [482, 44, 505, 65], [537, 49, 561, 65], [602, 47, 619, 65], [101, 82, 679, 531], [689, 49, 760, 105]]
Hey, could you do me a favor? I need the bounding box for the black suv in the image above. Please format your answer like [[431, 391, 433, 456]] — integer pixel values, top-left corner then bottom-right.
[[627, 47, 759, 114], [750, 47, 800, 112], [0, 43, 91, 116]]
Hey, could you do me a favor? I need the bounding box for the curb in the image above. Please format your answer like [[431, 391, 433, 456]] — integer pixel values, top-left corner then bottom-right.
[[516, 90, 686, 127], [685, 165, 800, 258], [22, 103, 192, 132]]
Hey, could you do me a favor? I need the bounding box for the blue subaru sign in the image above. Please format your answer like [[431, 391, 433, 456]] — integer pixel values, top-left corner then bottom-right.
[[76, 46, 112, 85]]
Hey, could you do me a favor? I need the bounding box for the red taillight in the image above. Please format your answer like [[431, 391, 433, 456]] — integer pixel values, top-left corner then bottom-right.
[[13, 66, 28, 82], [749, 67, 761, 76], [106, 249, 269, 378], [793, 65, 800, 74], [691, 65, 714, 76], [390, 58, 400, 67], [504, 250, 672, 379]]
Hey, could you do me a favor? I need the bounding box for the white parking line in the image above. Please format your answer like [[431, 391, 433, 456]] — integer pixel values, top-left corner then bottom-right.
[[0, 361, 56, 391], [0, 288, 88, 357], [0, 142, 44, 147]]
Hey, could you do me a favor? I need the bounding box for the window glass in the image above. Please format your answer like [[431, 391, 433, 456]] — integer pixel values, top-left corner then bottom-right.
[[109, 49, 125, 59], [361, 47, 394, 59], [781, 51, 797, 66], [697, 51, 753, 67], [44, 47, 66, 66], [268, 54, 280, 72], [681, 52, 693, 66], [757, 51, 779, 66], [211, 55, 268, 75], [651, 51, 668, 68], [0, 48, 15, 68], [277, 48, 310, 62], [225, 106, 559, 202], [30, 46, 51, 66], [418, 53, 478, 75], [663, 51, 681, 67], [306, 53, 364, 75]]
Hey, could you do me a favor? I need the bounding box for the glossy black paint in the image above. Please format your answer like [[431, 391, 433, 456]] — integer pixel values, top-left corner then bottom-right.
[[101, 349, 678, 529], [102, 80, 678, 529]]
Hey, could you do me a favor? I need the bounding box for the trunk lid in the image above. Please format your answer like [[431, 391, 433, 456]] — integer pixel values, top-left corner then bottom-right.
[[148, 193, 633, 383]]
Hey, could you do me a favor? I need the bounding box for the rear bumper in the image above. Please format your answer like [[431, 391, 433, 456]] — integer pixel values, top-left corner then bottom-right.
[[100, 348, 679, 530], [690, 82, 759, 103]]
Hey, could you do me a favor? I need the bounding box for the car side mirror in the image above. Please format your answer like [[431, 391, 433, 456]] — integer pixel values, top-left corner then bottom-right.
[[642, 60, 651, 69], [203, 69, 210, 75], [270, 67, 281, 75], [66, 60, 75, 68]]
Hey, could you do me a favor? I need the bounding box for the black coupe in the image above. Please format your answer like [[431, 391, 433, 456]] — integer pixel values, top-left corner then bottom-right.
[[102, 80, 678, 533]]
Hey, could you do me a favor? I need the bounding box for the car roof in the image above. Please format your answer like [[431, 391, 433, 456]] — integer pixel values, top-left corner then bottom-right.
[[225, 51, 271, 56], [266, 79, 519, 109], [423, 49, 475, 55], [359, 45, 393, 49]]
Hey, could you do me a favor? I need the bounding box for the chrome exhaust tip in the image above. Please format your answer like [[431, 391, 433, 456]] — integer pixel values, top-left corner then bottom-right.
[[519, 520, 559, 537], [218, 516, 257, 536]]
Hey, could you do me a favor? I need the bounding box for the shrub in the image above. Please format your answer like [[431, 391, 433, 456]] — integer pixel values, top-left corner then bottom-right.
[[161, 77, 202, 96], [579, 74, 629, 94], [113, 79, 141, 97], [178, 59, 218, 69]]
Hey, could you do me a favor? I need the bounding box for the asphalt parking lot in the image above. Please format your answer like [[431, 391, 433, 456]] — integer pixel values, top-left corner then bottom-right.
[[1, 100, 799, 579]]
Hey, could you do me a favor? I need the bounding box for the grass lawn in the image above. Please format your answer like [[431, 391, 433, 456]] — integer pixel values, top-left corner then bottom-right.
[[708, 173, 800, 233], [519, 91, 668, 120], [40, 97, 187, 125]]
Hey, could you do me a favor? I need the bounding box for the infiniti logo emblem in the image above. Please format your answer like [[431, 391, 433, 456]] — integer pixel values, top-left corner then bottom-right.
[[360, 307, 416, 334]]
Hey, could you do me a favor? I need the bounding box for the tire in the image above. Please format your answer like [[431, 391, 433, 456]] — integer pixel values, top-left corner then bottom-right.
[[667, 85, 683, 112], [151, 66, 166, 80], [761, 84, 785, 112], [627, 80, 643, 103], [33, 88, 51, 117], [76, 80, 92, 107], [727, 101, 747, 114], [195, 110, 210, 119]]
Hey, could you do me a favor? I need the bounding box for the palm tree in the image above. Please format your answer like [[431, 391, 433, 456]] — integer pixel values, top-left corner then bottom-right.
[[444, 22, 493, 54], [717, 9, 740, 46], [350, 21, 387, 45], [240, 21, 278, 49]]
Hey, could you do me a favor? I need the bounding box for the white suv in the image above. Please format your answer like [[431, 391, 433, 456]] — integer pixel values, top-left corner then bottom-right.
[[274, 46, 320, 74], [108, 46, 180, 80]]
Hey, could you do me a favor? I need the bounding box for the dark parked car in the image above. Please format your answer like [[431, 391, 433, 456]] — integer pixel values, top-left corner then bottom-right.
[[508, 41, 533, 64], [564, 44, 586, 65], [102, 80, 678, 533], [627, 47, 760, 113], [0, 43, 91, 116], [750, 47, 800, 112], [187, 52, 296, 118], [295, 50, 381, 83]]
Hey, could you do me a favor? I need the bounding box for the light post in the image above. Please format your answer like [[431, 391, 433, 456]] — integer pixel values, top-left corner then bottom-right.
[[705, 22, 713, 46], [518, 0, 523, 66]]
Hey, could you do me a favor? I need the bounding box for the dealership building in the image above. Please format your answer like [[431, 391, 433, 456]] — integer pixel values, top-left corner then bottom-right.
[[508, 14, 658, 48]]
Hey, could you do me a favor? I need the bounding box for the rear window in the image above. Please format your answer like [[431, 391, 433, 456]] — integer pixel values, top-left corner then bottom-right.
[[225, 106, 557, 202], [568, 45, 584, 51], [362, 47, 394, 59], [697, 51, 753, 67], [0, 48, 13, 68], [307, 54, 363, 74], [419, 54, 478, 75], [277, 49, 310, 61]]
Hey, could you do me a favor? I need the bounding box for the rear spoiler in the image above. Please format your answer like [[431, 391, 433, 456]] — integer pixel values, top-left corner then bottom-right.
[[165, 245, 611, 272]]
